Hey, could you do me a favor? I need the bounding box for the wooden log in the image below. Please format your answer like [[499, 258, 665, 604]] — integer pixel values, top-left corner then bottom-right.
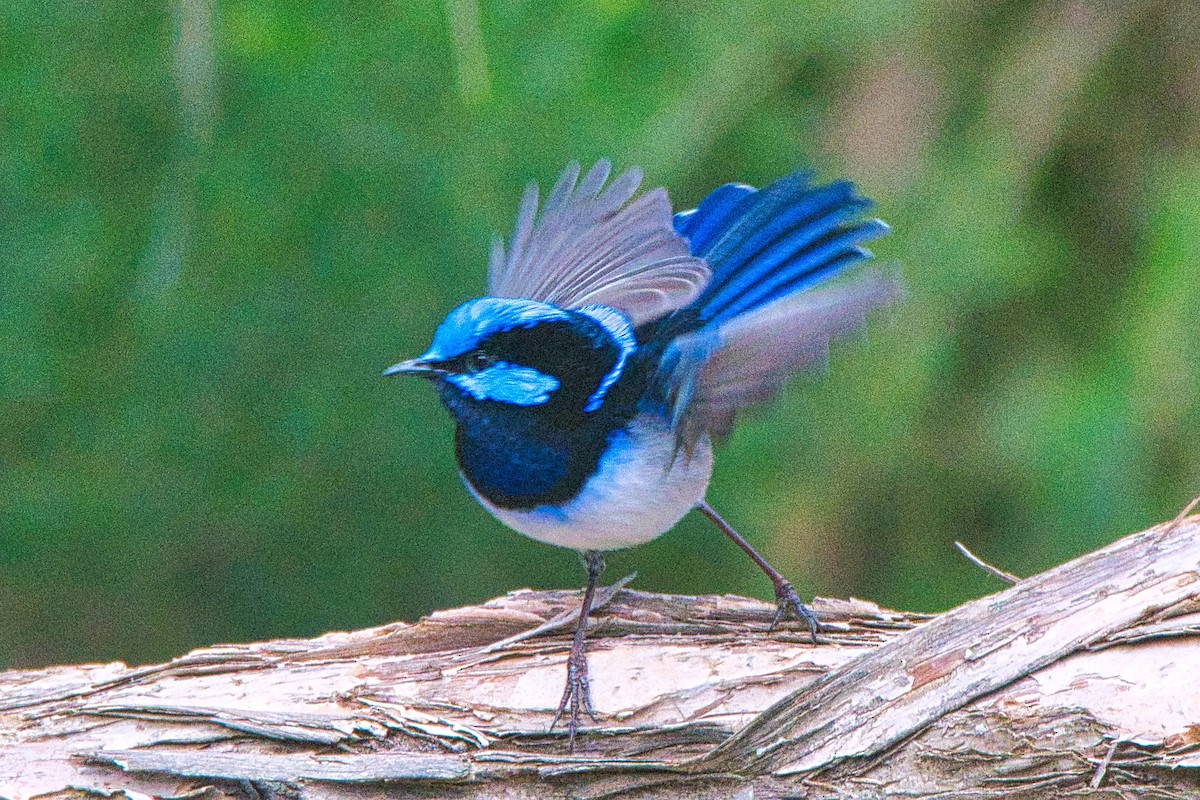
[[3, 506, 1199, 799]]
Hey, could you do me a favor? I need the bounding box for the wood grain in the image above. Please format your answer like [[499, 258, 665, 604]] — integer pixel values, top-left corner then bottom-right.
[[2, 510, 1199, 799]]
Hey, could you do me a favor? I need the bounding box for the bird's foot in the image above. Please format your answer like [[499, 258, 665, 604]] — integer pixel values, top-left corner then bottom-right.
[[549, 640, 597, 750], [771, 580, 822, 643]]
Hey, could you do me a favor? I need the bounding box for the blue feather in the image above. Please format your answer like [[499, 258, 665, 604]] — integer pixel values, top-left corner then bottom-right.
[[696, 188, 861, 316], [674, 183, 755, 250], [712, 220, 889, 320], [690, 172, 830, 279], [673, 171, 887, 328]]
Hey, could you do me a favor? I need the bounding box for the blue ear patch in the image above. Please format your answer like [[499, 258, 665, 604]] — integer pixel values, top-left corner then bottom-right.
[[447, 361, 561, 406], [576, 304, 636, 412]]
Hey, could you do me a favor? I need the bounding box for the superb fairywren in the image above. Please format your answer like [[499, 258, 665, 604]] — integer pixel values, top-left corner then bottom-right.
[[385, 160, 896, 746]]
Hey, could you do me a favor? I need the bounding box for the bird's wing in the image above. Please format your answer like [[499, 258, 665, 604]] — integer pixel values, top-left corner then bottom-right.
[[659, 267, 901, 448], [676, 171, 889, 327], [487, 160, 711, 327]]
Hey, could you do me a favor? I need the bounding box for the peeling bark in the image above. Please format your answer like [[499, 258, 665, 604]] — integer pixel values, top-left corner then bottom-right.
[[2, 510, 1199, 799]]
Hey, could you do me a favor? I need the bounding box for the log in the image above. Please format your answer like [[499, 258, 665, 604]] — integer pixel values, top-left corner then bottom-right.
[[3, 505, 1200, 799]]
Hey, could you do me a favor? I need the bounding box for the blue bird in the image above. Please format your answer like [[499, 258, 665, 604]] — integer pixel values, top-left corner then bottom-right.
[[385, 160, 897, 746]]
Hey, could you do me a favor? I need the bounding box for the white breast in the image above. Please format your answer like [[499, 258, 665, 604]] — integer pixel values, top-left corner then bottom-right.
[[465, 415, 714, 551]]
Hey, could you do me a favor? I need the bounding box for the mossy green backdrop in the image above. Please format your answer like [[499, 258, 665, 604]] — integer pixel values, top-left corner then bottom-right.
[[3, 0, 1198, 667]]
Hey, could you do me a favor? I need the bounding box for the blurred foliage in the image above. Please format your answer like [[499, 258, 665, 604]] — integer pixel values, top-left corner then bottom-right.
[[1, 0, 1198, 668]]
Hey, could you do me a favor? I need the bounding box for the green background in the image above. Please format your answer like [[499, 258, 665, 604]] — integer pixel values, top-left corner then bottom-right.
[[2, 0, 1198, 668]]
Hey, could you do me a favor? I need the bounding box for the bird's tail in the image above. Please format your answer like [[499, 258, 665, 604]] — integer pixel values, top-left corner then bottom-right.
[[671, 170, 889, 330]]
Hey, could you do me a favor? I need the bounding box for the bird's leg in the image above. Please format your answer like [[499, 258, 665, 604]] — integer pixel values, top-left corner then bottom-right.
[[696, 500, 820, 642], [550, 549, 605, 749]]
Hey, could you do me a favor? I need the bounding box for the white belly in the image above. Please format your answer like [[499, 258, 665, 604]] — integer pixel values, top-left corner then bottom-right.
[[465, 415, 714, 551]]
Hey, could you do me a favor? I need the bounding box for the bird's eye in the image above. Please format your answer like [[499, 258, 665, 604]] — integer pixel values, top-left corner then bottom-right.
[[466, 351, 494, 373]]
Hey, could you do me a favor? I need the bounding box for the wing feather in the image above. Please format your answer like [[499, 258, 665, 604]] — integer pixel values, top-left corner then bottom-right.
[[487, 160, 711, 326], [662, 268, 902, 446]]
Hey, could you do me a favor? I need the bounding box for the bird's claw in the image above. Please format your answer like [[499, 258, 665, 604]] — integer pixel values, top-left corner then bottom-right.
[[771, 581, 821, 643], [549, 645, 597, 749]]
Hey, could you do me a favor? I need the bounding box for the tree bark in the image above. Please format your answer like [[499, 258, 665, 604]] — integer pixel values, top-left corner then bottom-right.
[[3, 507, 1200, 799]]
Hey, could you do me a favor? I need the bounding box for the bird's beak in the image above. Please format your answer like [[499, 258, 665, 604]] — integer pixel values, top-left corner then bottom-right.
[[382, 357, 444, 378]]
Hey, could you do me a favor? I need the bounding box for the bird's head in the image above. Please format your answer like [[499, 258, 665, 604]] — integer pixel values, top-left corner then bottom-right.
[[385, 298, 636, 423]]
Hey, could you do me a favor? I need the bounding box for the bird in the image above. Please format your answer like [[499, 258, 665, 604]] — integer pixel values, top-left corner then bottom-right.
[[384, 159, 897, 747]]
